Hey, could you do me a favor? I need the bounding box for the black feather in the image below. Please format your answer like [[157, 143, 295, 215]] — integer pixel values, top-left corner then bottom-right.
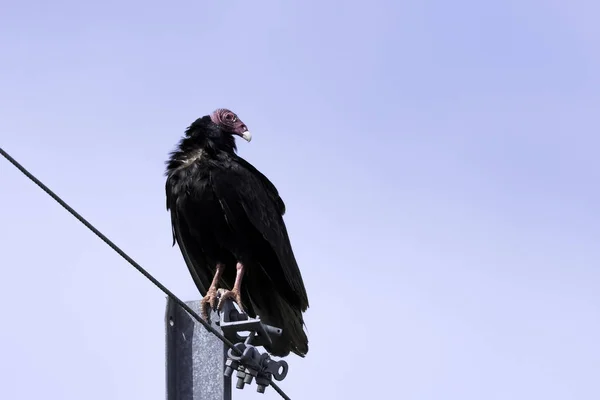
[[165, 115, 309, 357]]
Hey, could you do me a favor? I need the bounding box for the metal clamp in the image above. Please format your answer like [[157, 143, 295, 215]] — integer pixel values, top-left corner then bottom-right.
[[217, 298, 289, 394]]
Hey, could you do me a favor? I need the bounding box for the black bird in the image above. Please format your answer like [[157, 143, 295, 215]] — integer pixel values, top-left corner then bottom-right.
[[165, 109, 309, 357]]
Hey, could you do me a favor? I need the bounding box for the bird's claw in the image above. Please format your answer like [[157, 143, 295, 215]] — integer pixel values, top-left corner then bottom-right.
[[200, 288, 219, 321], [217, 288, 244, 313]]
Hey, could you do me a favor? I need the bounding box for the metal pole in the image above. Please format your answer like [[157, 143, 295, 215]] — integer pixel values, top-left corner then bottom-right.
[[166, 298, 232, 400]]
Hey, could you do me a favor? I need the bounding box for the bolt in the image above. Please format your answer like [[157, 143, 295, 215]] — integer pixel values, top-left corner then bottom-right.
[[236, 377, 245, 389], [235, 368, 246, 389], [224, 359, 239, 378]]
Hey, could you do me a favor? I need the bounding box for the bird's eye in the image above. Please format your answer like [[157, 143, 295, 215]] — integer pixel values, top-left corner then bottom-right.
[[232, 116, 238, 122]]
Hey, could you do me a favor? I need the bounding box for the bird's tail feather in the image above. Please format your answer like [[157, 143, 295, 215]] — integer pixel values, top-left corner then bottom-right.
[[252, 291, 308, 358]]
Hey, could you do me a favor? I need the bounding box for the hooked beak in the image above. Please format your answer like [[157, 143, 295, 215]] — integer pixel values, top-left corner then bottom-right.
[[239, 130, 252, 142]]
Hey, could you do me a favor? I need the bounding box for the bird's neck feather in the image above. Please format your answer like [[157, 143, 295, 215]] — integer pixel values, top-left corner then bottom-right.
[[165, 130, 237, 175]]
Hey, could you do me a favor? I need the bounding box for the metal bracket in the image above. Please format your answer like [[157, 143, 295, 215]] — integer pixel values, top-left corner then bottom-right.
[[216, 298, 289, 394]]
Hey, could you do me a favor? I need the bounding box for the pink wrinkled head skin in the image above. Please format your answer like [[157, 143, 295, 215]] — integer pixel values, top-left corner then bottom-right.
[[210, 108, 250, 140]]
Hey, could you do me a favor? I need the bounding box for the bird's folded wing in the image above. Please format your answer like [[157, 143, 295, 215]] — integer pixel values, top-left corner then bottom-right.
[[171, 213, 215, 296], [166, 176, 215, 296], [211, 158, 309, 311]]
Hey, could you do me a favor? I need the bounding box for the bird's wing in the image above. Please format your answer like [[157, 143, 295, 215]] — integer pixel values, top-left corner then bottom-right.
[[166, 177, 214, 296], [211, 156, 309, 310], [171, 211, 214, 295], [234, 156, 287, 216]]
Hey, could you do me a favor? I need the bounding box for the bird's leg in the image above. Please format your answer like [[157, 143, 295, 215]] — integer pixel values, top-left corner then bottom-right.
[[217, 262, 245, 313], [200, 262, 225, 321]]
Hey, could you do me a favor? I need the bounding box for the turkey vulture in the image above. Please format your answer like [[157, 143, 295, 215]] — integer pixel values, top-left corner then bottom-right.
[[164, 109, 309, 357]]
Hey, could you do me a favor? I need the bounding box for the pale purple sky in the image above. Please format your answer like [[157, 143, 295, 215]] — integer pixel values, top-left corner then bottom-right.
[[1, 1, 599, 399]]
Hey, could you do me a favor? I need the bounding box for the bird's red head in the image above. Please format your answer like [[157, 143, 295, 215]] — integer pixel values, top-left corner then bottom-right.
[[210, 108, 252, 142]]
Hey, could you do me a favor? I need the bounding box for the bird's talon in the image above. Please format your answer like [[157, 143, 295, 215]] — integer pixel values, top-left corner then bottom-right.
[[200, 288, 219, 321], [217, 288, 244, 312]]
